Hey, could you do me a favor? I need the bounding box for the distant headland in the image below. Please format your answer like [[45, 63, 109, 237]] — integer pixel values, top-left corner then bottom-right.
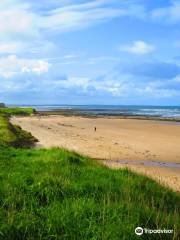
[[0, 103, 5, 108]]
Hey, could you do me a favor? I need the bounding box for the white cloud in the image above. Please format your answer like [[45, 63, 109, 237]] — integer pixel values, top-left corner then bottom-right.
[[63, 54, 78, 59], [1, 61, 180, 99], [52, 77, 90, 90], [0, 2, 39, 38], [0, 55, 51, 78], [0, 0, 146, 40], [39, 1, 146, 32], [119, 41, 155, 55], [0, 40, 59, 56], [50, 75, 130, 96], [151, 1, 180, 23], [88, 56, 119, 64], [0, 0, 147, 63], [40, 7, 123, 32], [0, 42, 25, 54]]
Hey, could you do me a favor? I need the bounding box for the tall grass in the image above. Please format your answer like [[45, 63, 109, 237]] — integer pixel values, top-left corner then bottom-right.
[[0, 147, 179, 240], [0, 115, 37, 147], [0, 107, 35, 116]]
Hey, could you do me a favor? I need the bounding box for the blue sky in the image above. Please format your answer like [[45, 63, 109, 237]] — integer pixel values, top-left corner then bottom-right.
[[1, 0, 180, 105]]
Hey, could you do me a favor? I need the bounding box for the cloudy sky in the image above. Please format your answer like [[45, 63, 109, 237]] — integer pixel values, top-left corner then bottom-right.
[[1, 0, 180, 105]]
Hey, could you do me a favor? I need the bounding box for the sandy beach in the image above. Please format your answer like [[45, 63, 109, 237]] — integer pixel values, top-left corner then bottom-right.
[[12, 115, 180, 191]]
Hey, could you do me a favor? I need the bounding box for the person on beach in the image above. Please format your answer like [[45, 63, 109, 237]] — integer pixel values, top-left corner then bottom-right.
[[94, 127, 96, 132]]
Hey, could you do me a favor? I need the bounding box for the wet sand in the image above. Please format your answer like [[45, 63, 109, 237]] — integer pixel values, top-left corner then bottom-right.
[[12, 115, 180, 191], [104, 162, 180, 192]]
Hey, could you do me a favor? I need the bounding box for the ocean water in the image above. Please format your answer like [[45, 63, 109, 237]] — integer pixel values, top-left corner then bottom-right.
[[9, 105, 180, 119]]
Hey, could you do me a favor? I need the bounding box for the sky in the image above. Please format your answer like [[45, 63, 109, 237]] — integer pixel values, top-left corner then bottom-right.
[[1, 0, 180, 105]]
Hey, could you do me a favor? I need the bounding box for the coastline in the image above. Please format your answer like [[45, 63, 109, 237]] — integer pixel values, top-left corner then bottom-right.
[[12, 114, 180, 163], [12, 114, 180, 191], [36, 109, 180, 123]]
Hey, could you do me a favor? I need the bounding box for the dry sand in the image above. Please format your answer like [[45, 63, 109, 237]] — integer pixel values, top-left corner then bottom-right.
[[12, 115, 180, 191]]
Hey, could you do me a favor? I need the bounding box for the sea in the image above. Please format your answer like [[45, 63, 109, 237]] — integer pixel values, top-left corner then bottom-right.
[[8, 105, 180, 119]]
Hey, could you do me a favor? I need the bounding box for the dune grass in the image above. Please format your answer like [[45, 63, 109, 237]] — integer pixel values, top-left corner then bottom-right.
[[0, 115, 37, 147], [0, 147, 179, 240], [0, 107, 35, 116], [0, 109, 180, 239]]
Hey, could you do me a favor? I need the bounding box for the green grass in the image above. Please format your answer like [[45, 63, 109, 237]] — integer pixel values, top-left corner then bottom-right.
[[0, 115, 37, 147], [0, 108, 179, 239], [0, 107, 35, 116], [0, 147, 179, 240]]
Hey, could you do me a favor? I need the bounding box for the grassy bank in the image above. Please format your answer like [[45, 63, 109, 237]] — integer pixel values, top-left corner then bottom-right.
[[0, 109, 180, 239], [0, 107, 35, 116], [0, 147, 179, 240], [0, 115, 37, 148]]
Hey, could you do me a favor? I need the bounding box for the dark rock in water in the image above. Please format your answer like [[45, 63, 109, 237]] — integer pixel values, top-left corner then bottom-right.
[[0, 103, 6, 108]]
